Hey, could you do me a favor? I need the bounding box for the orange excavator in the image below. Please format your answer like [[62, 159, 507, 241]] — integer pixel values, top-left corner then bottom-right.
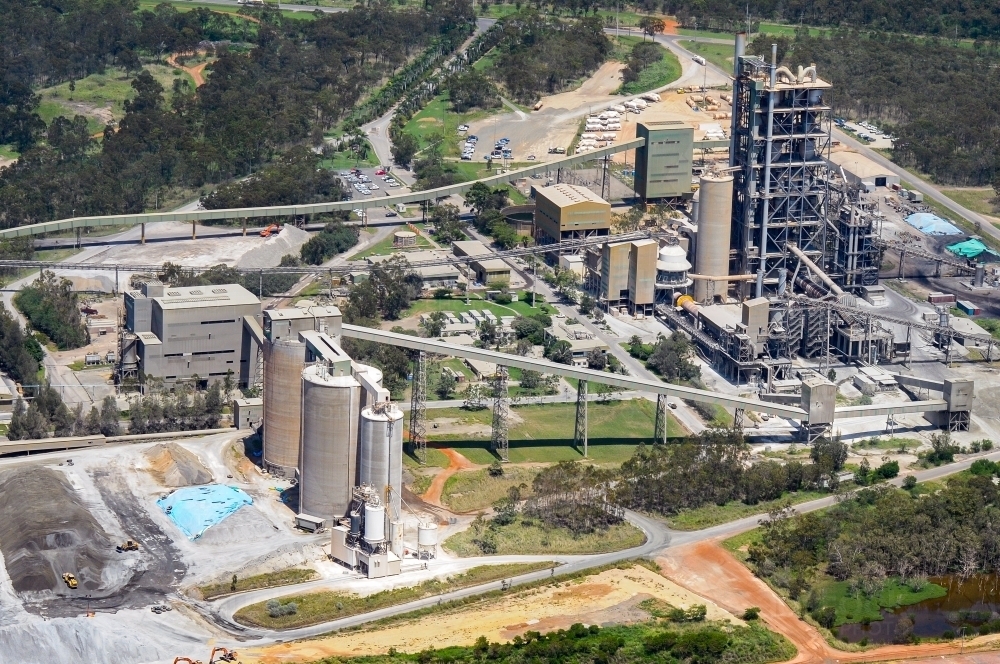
[[259, 223, 279, 238], [171, 647, 239, 664]]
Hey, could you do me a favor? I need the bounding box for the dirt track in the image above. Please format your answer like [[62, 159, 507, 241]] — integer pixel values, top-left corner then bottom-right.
[[656, 540, 1000, 663], [420, 448, 476, 507]]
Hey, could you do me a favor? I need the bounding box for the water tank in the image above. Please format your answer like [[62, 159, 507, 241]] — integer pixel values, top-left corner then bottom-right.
[[364, 503, 385, 543], [263, 339, 305, 476], [417, 522, 438, 547], [358, 404, 404, 519], [298, 364, 361, 521], [694, 174, 734, 303], [350, 511, 361, 536]]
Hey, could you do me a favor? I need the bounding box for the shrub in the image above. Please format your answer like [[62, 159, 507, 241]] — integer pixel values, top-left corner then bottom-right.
[[812, 606, 837, 628], [742, 606, 761, 620], [902, 475, 917, 489], [494, 293, 512, 304], [266, 599, 298, 618]]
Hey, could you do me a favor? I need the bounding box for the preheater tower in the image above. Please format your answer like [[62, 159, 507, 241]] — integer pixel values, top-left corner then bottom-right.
[[299, 363, 361, 520]]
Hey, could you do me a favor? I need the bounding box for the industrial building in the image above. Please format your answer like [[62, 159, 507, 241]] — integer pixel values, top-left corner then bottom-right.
[[452, 240, 511, 285], [595, 239, 658, 316], [367, 250, 460, 289], [533, 184, 611, 248], [118, 282, 264, 389], [634, 121, 694, 200], [827, 151, 899, 190]]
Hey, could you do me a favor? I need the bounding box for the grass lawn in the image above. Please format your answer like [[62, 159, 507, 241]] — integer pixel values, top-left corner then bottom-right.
[[679, 41, 735, 75], [721, 529, 761, 562], [350, 227, 432, 261], [676, 28, 735, 39], [320, 141, 381, 171], [233, 562, 553, 629], [404, 446, 451, 470], [615, 38, 683, 95], [135, 0, 314, 20], [37, 65, 195, 130], [404, 95, 499, 156], [666, 490, 828, 531], [198, 568, 317, 601], [442, 465, 541, 512], [426, 399, 683, 464], [758, 22, 832, 37], [404, 295, 542, 319], [816, 578, 947, 627], [444, 515, 645, 556], [940, 188, 1000, 218]]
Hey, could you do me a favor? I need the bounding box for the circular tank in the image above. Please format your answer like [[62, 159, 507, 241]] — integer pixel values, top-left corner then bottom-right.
[[417, 522, 438, 547], [394, 231, 417, 247], [358, 404, 404, 518], [694, 174, 734, 303], [364, 503, 385, 542], [263, 339, 305, 476], [298, 364, 361, 521]]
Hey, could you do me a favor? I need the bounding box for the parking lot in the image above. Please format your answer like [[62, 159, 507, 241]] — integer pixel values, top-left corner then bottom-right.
[[459, 129, 521, 163], [837, 119, 894, 149]]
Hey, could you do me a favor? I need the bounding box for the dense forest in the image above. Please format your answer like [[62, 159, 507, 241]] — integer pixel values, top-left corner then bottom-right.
[[749, 31, 1000, 187], [663, 0, 1000, 39], [0, 303, 42, 387], [0, 0, 475, 229], [13, 271, 90, 350]]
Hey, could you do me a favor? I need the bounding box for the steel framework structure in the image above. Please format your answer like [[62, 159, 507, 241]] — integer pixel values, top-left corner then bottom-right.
[[731, 56, 832, 298], [408, 351, 427, 464], [490, 366, 510, 462], [574, 380, 588, 456]]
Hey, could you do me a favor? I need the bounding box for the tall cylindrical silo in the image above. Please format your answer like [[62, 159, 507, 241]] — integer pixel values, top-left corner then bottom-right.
[[694, 174, 734, 303], [358, 403, 404, 520], [299, 364, 361, 521], [263, 339, 305, 476]]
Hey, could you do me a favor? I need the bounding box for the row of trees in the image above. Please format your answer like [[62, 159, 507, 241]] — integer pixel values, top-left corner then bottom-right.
[[0, 302, 42, 387], [126, 380, 226, 434], [299, 221, 360, 266], [160, 256, 302, 298], [13, 271, 89, 350], [8, 390, 120, 440], [750, 31, 1000, 187]]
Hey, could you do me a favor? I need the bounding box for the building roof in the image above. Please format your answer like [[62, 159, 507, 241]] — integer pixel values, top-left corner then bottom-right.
[[368, 250, 460, 280], [828, 151, 894, 180], [951, 317, 989, 337], [265, 306, 341, 321], [452, 240, 491, 257], [137, 331, 162, 345], [153, 283, 260, 310], [535, 184, 608, 208]]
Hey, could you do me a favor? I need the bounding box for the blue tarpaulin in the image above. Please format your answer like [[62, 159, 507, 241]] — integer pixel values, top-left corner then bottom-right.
[[158, 485, 252, 539], [906, 212, 963, 236]]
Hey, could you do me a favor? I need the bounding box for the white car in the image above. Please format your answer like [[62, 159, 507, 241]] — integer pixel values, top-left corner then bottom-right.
[[458, 124, 470, 132], [369, 183, 379, 190], [388, 182, 401, 187]]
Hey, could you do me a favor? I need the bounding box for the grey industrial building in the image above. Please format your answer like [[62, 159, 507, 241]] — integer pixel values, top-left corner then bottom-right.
[[119, 282, 264, 389], [634, 120, 694, 200]]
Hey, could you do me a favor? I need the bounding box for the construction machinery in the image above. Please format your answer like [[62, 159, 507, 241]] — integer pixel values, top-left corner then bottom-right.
[[116, 539, 139, 552], [209, 647, 239, 663], [259, 223, 279, 238], [62, 573, 78, 589]]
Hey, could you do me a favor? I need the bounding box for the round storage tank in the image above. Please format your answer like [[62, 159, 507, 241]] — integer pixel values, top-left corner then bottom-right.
[[364, 503, 385, 543], [358, 404, 404, 518], [298, 364, 361, 521], [694, 174, 734, 303], [263, 339, 305, 476], [417, 522, 438, 558]]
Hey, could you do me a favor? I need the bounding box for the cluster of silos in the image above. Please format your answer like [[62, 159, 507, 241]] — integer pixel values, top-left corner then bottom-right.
[[263, 338, 305, 476], [693, 173, 734, 303], [298, 363, 361, 520]]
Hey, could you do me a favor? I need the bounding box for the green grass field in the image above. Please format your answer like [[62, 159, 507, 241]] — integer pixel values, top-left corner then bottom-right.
[[404, 95, 499, 156], [666, 490, 828, 531], [350, 227, 433, 261], [426, 399, 683, 464], [0, 144, 19, 160], [442, 465, 540, 512], [135, 0, 315, 20], [614, 37, 683, 95], [198, 568, 317, 601], [233, 562, 553, 629], [758, 22, 832, 37], [816, 578, 947, 627], [679, 41, 735, 75], [404, 446, 451, 470], [940, 188, 1000, 218], [676, 28, 735, 39], [444, 515, 646, 556], [320, 141, 381, 171]]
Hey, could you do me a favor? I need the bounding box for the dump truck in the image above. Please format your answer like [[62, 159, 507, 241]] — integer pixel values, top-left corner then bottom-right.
[[62, 573, 78, 589], [117, 539, 139, 552]]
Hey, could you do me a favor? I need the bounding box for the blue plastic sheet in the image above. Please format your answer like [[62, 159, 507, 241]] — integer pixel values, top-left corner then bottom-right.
[[157, 485, 253, 540], [906, 212, 962, 236]]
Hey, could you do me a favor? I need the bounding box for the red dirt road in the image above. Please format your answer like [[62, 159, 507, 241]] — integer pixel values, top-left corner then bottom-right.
[[420, 448, 475, 508], [167, 53, 208, 87], [656, 540, 1000, 663]]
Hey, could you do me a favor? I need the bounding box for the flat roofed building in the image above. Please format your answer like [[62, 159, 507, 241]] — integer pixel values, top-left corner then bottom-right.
[[533, 184, 610, 246], [125, 283, 262, 388], [452, 240, 511, 285], [263, 306, 342, 342], [828, 151, 899, 189], [634, 121, 694, 200], [368, 250, 460, 288], [600, 240, 659, 315]]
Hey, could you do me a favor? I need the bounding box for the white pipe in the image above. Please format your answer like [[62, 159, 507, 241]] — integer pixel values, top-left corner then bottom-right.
[[788, 243, 844, 296]]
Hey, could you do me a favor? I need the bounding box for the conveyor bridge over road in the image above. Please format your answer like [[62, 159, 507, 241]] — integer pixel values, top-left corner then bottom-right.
[[0, 139, 645, 240]]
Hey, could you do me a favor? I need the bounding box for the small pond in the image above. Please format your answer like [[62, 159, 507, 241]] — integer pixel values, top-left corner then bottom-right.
[[838, 575, 1000, 643]]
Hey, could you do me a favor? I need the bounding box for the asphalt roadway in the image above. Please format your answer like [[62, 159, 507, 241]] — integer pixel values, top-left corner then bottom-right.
[[205, 447, 1000, 644]]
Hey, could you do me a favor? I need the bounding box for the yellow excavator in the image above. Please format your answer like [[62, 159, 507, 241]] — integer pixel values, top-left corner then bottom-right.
[[116, 539, 139, 552], [62, 573, 78, 589]]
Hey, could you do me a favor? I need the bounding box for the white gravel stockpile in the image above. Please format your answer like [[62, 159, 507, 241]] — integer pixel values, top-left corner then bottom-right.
[[236, 225, 311, 269], [196, 504, 277, 546]]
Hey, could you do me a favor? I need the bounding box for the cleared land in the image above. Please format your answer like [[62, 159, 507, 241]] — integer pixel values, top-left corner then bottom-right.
[[444, 515, 646, 556], [427, 400, 684, 465], [197, 568, 317, 601], [240, 563, 742, 661], [233, 562, 553, 629], [665, 490, 828, 531], [940, 188, 1000, 219], [678, 41, 734, 74], [404, 95, 499, 155], [441, 465, 540, 512]]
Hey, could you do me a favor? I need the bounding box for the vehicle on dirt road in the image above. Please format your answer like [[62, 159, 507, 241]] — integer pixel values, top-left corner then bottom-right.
[[117, 539, 139, 552], [62, 573, 78, 589]]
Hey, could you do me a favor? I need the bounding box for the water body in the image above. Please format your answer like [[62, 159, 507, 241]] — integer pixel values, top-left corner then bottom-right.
[[839, 575, 1000, 643]]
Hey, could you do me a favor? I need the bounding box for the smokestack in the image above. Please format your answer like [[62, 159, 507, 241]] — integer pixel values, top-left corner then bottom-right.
[[734, 32, 747, 77], [770, 44, 777, 86]]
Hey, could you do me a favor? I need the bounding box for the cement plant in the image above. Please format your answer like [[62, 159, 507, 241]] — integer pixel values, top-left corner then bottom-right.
[[3, 21, 1000, 664]]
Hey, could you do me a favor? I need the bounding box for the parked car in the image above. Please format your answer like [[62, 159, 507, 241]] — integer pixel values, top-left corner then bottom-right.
[[458, 124, 470, 131]]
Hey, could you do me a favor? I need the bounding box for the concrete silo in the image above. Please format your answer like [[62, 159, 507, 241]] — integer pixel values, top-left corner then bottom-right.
[[358, 402, 404, 521], [298, 363, 361, 520], [694, 173, 734, 303], [263, 338, 305, 476]]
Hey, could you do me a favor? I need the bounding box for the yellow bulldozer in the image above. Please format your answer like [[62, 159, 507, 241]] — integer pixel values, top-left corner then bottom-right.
[[62, 573, 78, 589], [117, 539, 139, 552]]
